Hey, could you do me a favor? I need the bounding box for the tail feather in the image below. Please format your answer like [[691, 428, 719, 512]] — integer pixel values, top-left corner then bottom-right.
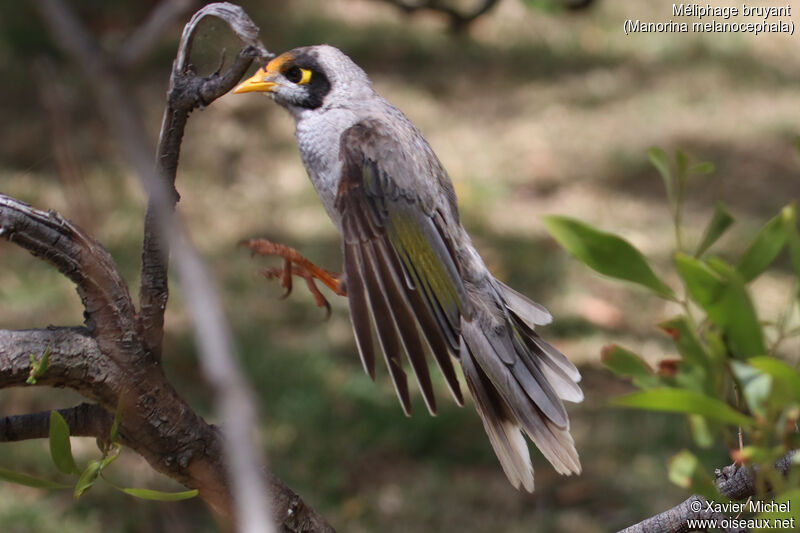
[[513, 317, 584, 403], [461, 338, 535, 491], [533, 336, 582, 383], [457, 279, 582, 489], [496, 280, 553, 327]]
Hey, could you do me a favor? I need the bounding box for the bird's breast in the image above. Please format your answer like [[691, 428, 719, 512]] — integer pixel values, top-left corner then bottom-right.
[[294, 109, 360, 228]]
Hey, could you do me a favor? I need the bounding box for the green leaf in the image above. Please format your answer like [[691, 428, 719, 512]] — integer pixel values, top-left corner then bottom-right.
[[687, 414, 714, 449], [675, 254, 721, 304], [667, 449, 697, 489], [731, 361, 772, 420], [690, 162, 715, 175], [0, 467, 70, 490], [748, 356, 800, 403], [660, 316, 717, 393], [668, 450, 718, 500], [543, 215, 674, 298], [659, 317, 709, 368], [26, 346, 51, 385], [611, 388, 755, 426], [74, 460, 102, 499], [675, 254, 765, 357], [118, 487, 199, 501], [49, 411, 78, 475], [100, 444, 121, 469], [648, 146, 674, 209], [601, 344, 659, 388], [736, 205, 794, 282], [694, 203, 734, 257], [675, 149, 689, 186], [704, 330, 728, 366]]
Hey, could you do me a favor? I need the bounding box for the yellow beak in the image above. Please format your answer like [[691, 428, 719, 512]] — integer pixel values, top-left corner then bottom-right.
[[233, 67, 276, 94], [233, 53, 294, 94]]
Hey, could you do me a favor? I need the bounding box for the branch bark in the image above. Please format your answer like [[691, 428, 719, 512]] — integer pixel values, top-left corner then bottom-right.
[[0, 195, 138, 360], [0, 403, 113, 443], [0, 201, 334, 531]]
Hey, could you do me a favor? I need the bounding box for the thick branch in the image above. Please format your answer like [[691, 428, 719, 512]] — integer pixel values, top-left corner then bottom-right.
[[0, 403, 113, 443], [618, 451, 797, 533], [0, 197, 137, 359], [0, 327, 116, 399], [619, 495, 743, 533]]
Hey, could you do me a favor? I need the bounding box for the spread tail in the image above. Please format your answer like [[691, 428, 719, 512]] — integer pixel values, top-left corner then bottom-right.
[[459, 279, 582, 491]]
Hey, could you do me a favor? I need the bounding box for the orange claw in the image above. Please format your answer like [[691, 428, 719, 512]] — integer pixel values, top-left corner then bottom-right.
[[243, 238, 346, 316]]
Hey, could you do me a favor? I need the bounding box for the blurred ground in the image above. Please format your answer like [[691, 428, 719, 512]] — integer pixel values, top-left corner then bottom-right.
[[0, 0, 798, 531]]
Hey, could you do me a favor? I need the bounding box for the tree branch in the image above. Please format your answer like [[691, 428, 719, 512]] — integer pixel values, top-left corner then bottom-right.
[[0, 196, 137, 360], [0, 403, 113, 443], [618, 451, 797, 533], [0, 327, 115, 397], [26, 1, 333, 531]]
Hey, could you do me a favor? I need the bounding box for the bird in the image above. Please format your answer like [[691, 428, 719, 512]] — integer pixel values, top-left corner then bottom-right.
[[233, 45, 582, 491]]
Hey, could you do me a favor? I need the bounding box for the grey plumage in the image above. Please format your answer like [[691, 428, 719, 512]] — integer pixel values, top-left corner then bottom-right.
[[235, 44, 583, 491]]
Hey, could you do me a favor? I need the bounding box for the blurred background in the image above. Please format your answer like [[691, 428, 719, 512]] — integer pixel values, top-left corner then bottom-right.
[[1, 0, 798, 531]]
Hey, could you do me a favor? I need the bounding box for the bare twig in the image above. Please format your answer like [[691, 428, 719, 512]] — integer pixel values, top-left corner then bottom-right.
[[618, 451, 797, 533]]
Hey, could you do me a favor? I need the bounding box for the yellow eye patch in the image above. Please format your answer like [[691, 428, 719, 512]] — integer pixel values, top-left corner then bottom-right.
[[298, 68, 312, 85]]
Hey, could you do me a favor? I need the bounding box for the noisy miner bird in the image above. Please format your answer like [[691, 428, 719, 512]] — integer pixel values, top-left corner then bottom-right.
[[234, 45, 582, 491]]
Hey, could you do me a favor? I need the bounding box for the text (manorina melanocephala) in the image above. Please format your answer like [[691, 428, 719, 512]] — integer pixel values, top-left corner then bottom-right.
[[234, 45, 582, 491]]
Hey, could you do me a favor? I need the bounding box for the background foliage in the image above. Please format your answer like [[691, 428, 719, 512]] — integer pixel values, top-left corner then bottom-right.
[[546, 147, 800, 527], [0, 1, 798, 532]]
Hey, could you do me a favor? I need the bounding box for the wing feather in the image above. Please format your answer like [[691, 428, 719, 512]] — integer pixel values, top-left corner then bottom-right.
[[343, 242, 376, 380], [356, 240, 412, 415], [363, 239, 437, 414], [336, 120, 468, 413]]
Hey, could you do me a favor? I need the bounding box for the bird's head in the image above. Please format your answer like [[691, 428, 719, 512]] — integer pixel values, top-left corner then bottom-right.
[[233, 45, 372, 114]]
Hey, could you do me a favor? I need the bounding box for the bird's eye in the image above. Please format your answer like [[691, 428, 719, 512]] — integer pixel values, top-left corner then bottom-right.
[[284, 66, 312, 85]]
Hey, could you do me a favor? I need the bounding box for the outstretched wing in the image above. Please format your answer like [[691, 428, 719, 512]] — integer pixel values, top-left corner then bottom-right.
[[335, 119, 472, 415]]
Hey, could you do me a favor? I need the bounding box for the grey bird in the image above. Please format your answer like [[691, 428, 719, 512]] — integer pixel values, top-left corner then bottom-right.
[[234, 45, 582, 491]]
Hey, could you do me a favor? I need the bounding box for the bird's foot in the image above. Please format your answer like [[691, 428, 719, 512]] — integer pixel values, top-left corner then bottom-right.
[[242, 238, 346, 317]]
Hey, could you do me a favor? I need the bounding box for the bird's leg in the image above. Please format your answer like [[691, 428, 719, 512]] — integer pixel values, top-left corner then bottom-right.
[[243, 238, 346, 316]]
